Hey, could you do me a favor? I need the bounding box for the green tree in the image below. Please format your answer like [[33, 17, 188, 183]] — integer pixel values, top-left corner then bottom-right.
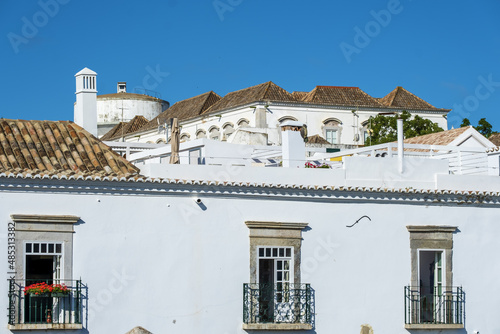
[[475, 118, 493, 137], [460, 118, 471, 127], [366, 111, 443, 146]]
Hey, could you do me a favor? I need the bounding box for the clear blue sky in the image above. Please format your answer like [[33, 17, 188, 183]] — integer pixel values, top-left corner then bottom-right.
[[1, 0, 499, 130]]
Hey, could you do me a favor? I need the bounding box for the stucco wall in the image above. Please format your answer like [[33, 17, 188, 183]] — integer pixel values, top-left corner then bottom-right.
[[0, 161, 497, 333], [124, 103, 448, 147]]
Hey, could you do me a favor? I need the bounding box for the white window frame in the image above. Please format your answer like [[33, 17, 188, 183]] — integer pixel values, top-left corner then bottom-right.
[[256, 246, 294, 285], [24, 241, 65, 281]]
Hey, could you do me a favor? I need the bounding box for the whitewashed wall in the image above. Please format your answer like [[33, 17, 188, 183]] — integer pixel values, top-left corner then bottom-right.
[[97, 97, 163, 123], [0, 164, 496, 334], [125, 103, 448, 147]]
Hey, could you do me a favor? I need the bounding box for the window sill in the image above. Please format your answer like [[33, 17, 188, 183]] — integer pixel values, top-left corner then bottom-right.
[[404, 324, 464, 330], [243, 323, 313, 331], [8, 323, 83, 331]]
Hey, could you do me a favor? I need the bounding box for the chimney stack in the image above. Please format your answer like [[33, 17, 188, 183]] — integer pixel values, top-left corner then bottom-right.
[[74, 67, 97, 136], [280, 121, 305, 168]]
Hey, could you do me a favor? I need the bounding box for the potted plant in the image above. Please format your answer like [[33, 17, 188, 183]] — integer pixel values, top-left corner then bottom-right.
[[24, 282, 70, 297]]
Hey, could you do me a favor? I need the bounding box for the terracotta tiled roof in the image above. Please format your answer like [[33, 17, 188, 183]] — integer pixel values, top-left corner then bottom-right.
[[97, 92, 167, 103], [403, 126, 470, 145], [101, 115, 149, 141], [291, 91, 308, 101], [139, 91, 221, 132], [307, 134, 330, 144], [0, 119, 140, 178], [488, 133, 500, 146], [379, 86, 449, 111], [301, 86, 383, 108], [205, 82, 295, 113]]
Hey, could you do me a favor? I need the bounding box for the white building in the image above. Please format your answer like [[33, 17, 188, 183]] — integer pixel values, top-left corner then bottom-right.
[[0, 118, 499, 334], [84, 69, 450, 147], [73, 68, 169, 138]]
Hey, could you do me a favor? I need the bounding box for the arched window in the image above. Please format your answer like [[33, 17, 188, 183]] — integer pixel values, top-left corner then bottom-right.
[[278, 116, 298, 123], [180, 133, 190, 142], [156, 138, 166, 144], [209, 126, 220, 141], [222, 123, 234, 140], [322, 118, 342, 145], [196, 129, 206, 139], [237, 118, 250, 128], [361, 120, 371, 145]]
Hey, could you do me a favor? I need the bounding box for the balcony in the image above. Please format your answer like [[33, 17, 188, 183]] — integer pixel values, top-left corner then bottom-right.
[[405, 286, 465, 330], [243, 283, 314, 331], [8, 279, 86, 330]]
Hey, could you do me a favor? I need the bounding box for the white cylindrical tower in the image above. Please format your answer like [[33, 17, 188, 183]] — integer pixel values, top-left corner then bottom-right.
[[74, 67, 98, 136]]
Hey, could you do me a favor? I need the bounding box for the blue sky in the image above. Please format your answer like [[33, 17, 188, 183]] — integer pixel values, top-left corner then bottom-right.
[[1, 0, 499, 131]]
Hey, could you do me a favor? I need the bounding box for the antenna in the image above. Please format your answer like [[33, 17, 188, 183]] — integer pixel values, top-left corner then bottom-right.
[[119, 100, 129, 142]]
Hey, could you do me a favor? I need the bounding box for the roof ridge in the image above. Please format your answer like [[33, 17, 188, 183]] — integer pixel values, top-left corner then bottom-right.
[[316, 86, 359, 89]]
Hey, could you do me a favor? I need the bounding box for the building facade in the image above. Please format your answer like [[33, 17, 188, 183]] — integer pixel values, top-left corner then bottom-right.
[[0, 119, 498, 334]]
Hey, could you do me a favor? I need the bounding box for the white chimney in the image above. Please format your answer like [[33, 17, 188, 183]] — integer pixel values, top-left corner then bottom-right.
[[117, 82, 126, 93], [281, 121, 305, 168], [74, 67, 97, 136]]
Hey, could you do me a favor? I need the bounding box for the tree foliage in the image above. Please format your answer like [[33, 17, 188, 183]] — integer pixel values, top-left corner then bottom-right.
[[460, 117, 495, 138], [475, 118, 493, 137], [365, 111, 443, 146], [460, 118, 471, 127]]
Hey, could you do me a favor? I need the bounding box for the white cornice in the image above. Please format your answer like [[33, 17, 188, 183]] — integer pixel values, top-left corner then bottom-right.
[[0, 176, 499, 206]]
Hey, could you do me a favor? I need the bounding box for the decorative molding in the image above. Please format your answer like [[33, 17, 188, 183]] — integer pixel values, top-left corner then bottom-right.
[[245, 221, 308, 230], [406, 225, 457, 233], [11, 214, 80, 224], [404, 324, 464, 330], [242, 323, 313, 331], [8, 323, 83, 331], [1, 177, 499, 207]]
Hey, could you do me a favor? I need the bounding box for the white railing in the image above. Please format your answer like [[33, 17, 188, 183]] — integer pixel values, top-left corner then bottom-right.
[[309, 143, 490, 175], [103, 141, 162, 158]]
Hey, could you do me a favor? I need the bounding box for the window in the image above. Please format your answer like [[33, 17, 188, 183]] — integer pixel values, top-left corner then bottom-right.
[[9, 215, 85, 330], [323, 119, 342, 144], [237, 119, 250, 128], [180, 133, 190, 142], [405, 226, 464, 329], [243, 221, 312, 330], [209, 126, 220, 141], [325, 129, 338, 144], [222, 123, 234, 140], [278, 116, 298, 123], [196, 129, 206, 139]]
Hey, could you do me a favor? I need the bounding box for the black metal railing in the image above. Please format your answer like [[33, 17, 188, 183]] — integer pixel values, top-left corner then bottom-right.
[[405, 286, 465, 325], [243, 283, 313, 325], [8, 279, 85, 326]]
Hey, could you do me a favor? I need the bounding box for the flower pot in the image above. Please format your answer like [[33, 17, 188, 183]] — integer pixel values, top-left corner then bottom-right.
[[29, 293, 50, 297], [51, 292, 69, 298]]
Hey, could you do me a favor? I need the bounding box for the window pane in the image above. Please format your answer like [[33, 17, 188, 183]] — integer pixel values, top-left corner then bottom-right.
[[265, 248, 271, 257], [284, 261, 290, 270], [277, 261, 282, 270], [56, 244, 62, 253], [279, 248, 284, 257], [26, 243, 32, 253], [272, 248, 278, 257], [286, 248, 291, 257], [48, 244, 54, 253], [41, 244, 47, 253], [277, 272, 282, 281], [33, 244, 39, 253], [284, 271, 289, 281]]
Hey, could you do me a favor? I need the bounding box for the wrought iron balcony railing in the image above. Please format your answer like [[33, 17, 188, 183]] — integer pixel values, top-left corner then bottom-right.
[[8, 279, 86, 326], [243, 283, 313, 325], [405, 286, 465, 326]]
